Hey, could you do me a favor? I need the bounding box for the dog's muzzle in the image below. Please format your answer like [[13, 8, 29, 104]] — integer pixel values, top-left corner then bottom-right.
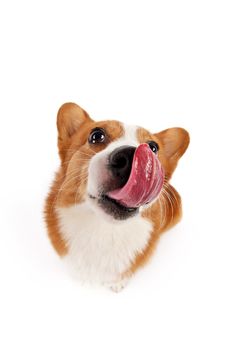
[[107, 143, 165, 208]]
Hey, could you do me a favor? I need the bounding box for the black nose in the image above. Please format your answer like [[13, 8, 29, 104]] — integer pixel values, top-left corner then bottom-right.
[[109, 146, 136, 184]]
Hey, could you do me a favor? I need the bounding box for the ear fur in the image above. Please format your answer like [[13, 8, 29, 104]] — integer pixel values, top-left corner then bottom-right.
[[57, 102, 92, 141], [155, 127, 190, 177], [57, 102, 92, 157]]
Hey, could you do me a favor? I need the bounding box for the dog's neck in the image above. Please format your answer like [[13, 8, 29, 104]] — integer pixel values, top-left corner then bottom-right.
[[55, 202, 153, 283]]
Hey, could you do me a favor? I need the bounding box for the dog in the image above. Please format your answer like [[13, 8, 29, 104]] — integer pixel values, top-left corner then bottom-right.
[[45, 103, 190, 291]]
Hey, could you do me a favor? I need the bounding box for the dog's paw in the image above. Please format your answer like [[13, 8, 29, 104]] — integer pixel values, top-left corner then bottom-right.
[[104, 278, 129, 293]]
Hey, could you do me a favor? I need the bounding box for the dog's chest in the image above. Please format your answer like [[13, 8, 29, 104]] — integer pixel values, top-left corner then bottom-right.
[[56, 204, 153, 283]]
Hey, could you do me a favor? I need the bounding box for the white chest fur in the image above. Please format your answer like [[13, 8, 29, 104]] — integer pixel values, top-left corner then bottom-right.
[[56, 203, 153, 283]]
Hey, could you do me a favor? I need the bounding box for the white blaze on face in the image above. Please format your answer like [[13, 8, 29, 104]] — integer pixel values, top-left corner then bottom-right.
[[87, 124, 139, 198]]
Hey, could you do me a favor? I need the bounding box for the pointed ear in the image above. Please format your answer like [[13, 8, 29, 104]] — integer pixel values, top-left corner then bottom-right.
[[155, 127, 190, 177], [57, 102, 92, 141], [57, 102, 93, 156]]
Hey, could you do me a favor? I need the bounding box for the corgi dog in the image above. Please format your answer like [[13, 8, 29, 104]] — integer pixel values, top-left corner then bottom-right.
[[45, 103, 190, 291]]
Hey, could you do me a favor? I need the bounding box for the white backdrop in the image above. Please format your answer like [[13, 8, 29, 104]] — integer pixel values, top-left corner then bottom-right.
[[0, 1, 235, 352]]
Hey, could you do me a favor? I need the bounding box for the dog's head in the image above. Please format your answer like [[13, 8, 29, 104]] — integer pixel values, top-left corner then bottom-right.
[[55, 103, 189, 220]]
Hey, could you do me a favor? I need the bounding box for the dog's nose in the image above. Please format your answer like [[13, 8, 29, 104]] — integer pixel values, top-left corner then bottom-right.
[[109, 146, 136, 183]]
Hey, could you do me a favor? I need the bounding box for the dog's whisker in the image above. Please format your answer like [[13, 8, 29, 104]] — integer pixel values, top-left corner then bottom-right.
[[59, 149, 96, 158], [161, 188, 174, 224], [157, 196, 163, 230], [61, 158, 90, 166], [163, 183, 180, 210], [49, 170, 81, 211], [56, 168, 81, 181], [51, 173, 83, 209], [158, 192, 167, 230], [79, 150, 96, 157], [74, 170, 89, 206], [57, 161, 90, 180]]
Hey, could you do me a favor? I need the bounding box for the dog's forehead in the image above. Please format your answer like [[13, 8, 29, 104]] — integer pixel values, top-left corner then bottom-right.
[[104, 123, 139, 152], [109, 123, 152, 148], [118, 123, 139, 145], [122, 123, 138, 140], [95, 121, 138, 142]]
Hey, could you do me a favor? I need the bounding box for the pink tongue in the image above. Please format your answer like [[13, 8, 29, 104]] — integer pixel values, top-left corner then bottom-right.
[[107, 143, 165, 208]]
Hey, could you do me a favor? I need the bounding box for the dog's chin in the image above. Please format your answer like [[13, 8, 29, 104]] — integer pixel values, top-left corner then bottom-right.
[[88, 193, 139, 221]]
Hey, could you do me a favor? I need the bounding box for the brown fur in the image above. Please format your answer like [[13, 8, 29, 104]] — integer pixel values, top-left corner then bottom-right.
[[127, 127, 189, 274], [45, 103, 124, 254], [44, 103, 190, 277]]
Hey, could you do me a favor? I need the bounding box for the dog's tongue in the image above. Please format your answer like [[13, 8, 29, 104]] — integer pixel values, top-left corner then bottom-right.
[[108, 143, 164, 208]]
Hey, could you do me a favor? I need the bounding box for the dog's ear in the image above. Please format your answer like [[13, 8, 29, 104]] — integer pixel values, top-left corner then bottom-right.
[[57, 102, 93, 156], [57, 102, 92, 141], [155, 127, 190, 178]]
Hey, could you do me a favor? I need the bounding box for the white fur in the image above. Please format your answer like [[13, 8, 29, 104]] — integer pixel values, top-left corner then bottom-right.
[[87, 124, 139, 198], [56, 124, 154, 286], [57, 202, 153, 284]]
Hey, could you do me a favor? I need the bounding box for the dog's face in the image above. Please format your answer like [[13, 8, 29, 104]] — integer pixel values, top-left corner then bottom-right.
[[55, 103, 189, 221]]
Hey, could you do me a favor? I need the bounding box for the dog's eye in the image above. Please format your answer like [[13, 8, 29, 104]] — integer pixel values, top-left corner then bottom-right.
[[89, 128, 106, 144], [147, 141, 159, 153]]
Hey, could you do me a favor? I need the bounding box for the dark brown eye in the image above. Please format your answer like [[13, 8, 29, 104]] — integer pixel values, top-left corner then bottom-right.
[[88, 128, 106, 144], [147, 141, 159, 153]]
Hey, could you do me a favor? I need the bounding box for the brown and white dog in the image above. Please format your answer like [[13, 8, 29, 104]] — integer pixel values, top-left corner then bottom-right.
[[45, 103, 190, 291]]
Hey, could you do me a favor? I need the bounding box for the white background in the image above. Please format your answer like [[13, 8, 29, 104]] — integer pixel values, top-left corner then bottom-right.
[[0, 1, 235, 352]]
